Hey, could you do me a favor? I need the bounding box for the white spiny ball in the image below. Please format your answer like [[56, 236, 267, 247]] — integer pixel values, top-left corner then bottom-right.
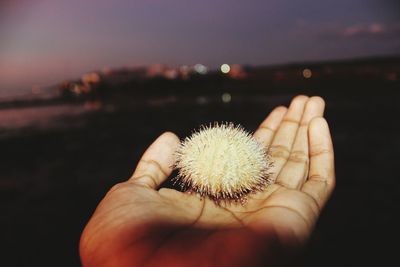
[[174, 123, 272, 202]]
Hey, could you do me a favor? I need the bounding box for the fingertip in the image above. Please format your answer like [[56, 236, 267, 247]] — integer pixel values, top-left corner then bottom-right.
[[258, 105, 287, 130], [294, 95, 309, 101], [275, 105, 288, 111], [294, 94, 309, 99], [270, 105, 288, 121], [308, 96, 325, 113], [159, 131, 180, 147], [253, 106, 287, 146], [129, 132, 180, 187], [300, 97, 326, 124], [284, 95, 309, 121], [290, 95, 309, 108], [309, 96, 325, 107], [273, 105, 288, 114], [142, 131, 180, 173]]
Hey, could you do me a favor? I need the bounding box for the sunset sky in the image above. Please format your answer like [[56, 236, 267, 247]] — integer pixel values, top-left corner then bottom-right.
[[0, 0, 399, 96]]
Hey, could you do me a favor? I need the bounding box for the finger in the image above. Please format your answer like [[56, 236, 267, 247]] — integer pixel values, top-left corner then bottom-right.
[[253, 106, 287, 147], [130, 132, 180, 189], [268, 95, 309, 182], [301, 117, 335, 209], [276, 97, 325, 189]]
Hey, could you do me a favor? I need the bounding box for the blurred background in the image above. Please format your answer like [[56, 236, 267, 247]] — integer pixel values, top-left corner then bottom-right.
[[1, 1, 399, 266]]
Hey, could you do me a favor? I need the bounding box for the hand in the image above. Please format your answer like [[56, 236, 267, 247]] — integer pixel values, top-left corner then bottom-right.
[[80, 95, 335, 267]]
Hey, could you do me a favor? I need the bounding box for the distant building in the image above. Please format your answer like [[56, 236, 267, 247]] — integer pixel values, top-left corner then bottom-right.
[[59, 80, 91, 98], [82, 72, 101, 86], [101, 67, 113, 75], [147, 64, 168, 78], [164, 69, 179, 80], [179, 65, 191, 80], [146, 64, 204, 80], [229, 64, 247, 79]]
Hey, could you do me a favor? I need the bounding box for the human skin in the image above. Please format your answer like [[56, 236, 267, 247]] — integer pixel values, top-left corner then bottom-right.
[[80, 95, 335, 267]]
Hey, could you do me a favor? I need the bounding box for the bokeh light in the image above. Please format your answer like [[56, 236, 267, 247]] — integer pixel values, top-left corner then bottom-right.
[[220, 64, 231, 74], [221, 92, 231, 103], [194, 64, 208, 75], [302, 68, 312, 79]]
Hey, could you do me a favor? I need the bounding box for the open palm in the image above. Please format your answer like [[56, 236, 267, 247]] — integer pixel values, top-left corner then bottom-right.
[[80, 96, 335, 267]]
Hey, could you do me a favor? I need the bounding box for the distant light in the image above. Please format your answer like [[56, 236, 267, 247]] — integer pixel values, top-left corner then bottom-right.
[[220, 64, 231, 74], [302, 68, 312, 79], [194, 64, 208, 74], [196, 96, 207, 105], [369, 23, 383, 34], [221, 93, 232, 103], [180, 65, 189, 72], [386, 73, 397, 81]]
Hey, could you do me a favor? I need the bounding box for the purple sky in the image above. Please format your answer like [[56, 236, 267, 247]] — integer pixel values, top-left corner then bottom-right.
[[0, 0, 399, 96]]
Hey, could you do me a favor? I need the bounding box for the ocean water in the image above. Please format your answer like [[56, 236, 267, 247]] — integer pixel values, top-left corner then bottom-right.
[[1, 89, 399, 266]]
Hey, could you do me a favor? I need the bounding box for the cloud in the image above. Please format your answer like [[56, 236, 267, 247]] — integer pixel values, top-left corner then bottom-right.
[[320, 22, 400, 41], [343, 23, 384, 37]]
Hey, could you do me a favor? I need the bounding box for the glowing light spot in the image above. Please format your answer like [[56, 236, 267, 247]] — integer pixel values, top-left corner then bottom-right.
[[221, 93, 231, 103], [196, 96, 207, 105], [194, 64, 208, 74], [302, 68, 312, 79], [220, 64, 231, 74]]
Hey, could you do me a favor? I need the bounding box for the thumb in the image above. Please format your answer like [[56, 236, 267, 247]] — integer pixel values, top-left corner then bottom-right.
[[130, 132, 180, 189]]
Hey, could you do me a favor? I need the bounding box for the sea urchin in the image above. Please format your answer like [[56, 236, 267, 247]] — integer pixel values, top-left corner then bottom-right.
[[174, 123, 273, 202]]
